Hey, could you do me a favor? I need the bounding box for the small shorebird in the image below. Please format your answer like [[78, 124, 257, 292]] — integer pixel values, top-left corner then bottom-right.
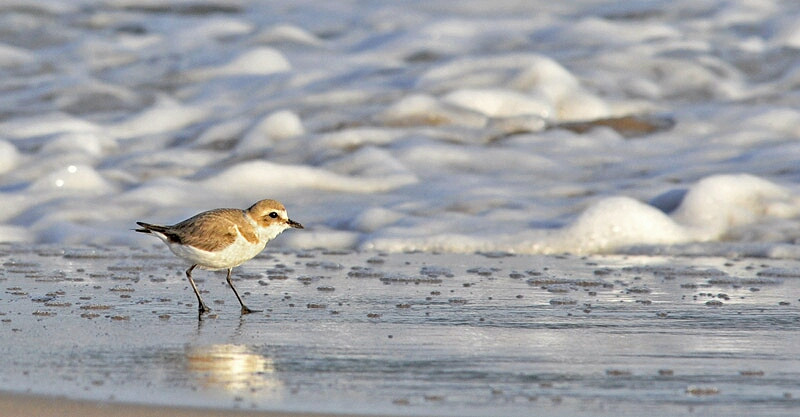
[[135, 199, 303, 314]]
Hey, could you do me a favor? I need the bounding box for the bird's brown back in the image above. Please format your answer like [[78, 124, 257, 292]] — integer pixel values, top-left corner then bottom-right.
[[170, 208, 259, 251]]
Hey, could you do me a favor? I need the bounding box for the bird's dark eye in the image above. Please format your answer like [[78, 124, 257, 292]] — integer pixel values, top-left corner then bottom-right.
[[269, 212, 279, 219]]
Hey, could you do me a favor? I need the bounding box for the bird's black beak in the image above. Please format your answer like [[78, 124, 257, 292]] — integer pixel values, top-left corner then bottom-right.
[[288, 219, 304, 229]]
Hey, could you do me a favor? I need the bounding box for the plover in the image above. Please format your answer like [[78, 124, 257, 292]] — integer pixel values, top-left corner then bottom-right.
[[135, 199, 303, 314]]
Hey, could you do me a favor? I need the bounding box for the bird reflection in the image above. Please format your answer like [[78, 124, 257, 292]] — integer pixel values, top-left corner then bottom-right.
[[185, 344, 282, 393]]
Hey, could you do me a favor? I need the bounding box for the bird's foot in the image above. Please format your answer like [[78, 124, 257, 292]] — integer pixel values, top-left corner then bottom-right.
[[241, 305, 261, 315]]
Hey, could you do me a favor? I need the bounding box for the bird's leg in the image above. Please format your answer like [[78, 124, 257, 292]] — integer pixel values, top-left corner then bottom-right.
[[186, 264, 211, 314], [226, 268, 260, 314]]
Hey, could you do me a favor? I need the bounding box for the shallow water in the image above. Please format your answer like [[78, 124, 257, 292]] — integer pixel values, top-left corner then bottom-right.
[[1, 244, 799, 416]]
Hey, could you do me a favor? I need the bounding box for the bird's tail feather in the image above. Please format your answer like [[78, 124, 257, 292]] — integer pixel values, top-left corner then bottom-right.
[[135, 221, 183, 244], [135, 221, 167, 234]]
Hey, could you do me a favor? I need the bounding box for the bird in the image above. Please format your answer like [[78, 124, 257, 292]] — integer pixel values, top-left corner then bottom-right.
[[135, 199, 303, 315]]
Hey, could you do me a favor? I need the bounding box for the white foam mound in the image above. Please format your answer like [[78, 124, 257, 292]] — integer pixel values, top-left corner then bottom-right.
[[220, 47, 292, 75], [256, 24, 323, 46], [362, 174, 800, 255], [556, 196, 692, 253], [0, 141, 21, 175], [0, 43, 34, 67], [671, 174, 799, 229], [554, 90, 610, 122], [555, 174, 800, 253], [442, 88, 552, 118], [200, 160, 417, 195], [193, 47, 291, 79], [39, 132, 117, 157], [378, 94, 487, 128], [111, 96, 208, 139], [118, 178, 203, 208], [316, 128, 403, 151], [0, 112, 100, 139], [29, 164, 116, 194], [417, 54, 610, 122], [237, 110, 305, 154]]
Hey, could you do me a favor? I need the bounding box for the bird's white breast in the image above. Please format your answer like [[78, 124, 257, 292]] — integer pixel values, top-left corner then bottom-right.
[[167, 233, 266, 270], [160, 215, 290, 270]]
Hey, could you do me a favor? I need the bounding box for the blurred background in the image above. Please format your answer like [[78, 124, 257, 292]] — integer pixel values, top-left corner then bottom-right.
[[1, 0, 799, 255]]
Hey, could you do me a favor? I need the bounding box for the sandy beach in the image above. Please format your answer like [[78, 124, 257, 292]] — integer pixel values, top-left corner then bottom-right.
[[1, 244, 799, 416]]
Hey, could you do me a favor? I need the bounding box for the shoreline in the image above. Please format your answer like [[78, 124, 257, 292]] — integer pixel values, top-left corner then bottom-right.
[[0, 391, 387, 417]]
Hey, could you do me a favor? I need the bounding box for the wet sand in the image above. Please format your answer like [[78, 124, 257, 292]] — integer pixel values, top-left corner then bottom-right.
[[1, 243, 799, 416], [0, 391, 378, 417]]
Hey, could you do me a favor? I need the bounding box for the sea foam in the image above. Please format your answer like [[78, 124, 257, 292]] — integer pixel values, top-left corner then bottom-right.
[[0, 1, 798, 256]]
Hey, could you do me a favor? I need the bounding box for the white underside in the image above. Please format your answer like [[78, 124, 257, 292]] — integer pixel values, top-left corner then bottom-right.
[[151, 224, 288, 270], [168, 236, 266, 270]]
